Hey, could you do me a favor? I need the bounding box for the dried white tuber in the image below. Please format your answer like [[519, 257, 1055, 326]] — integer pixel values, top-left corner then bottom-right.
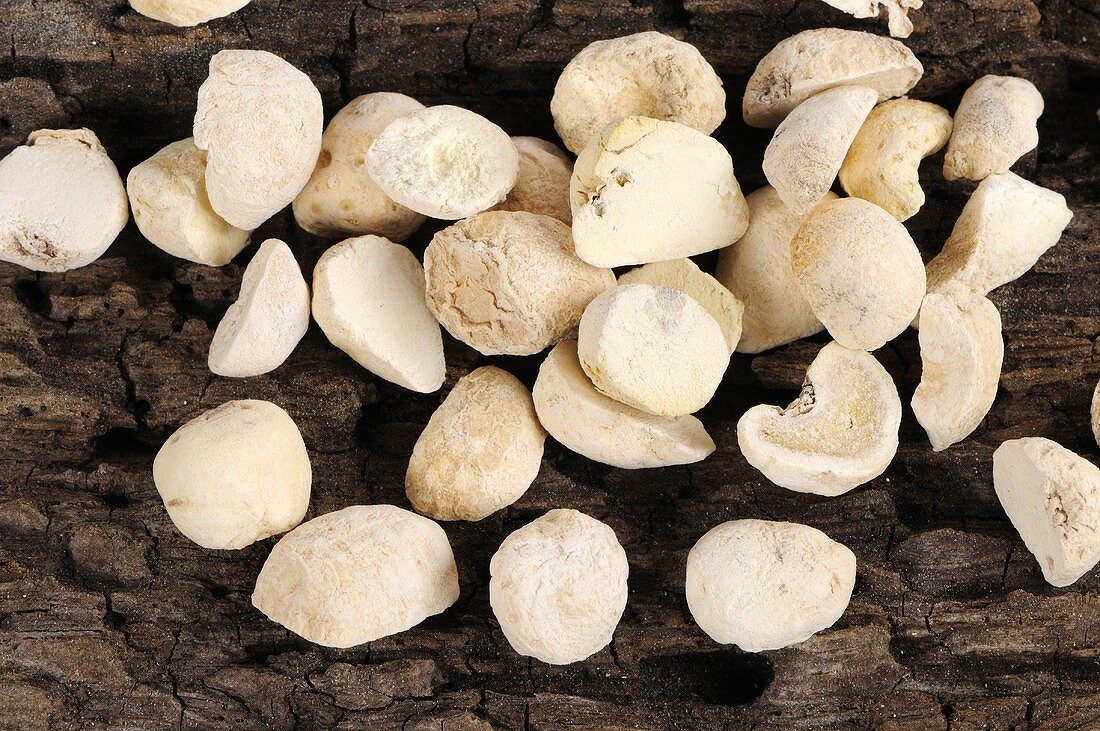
[[743, 28, 923, 128], [839, 98, 953, 221], [819, 0, 924, 38], [312, 236, 445, 393], [571, 116, 749, 268], [618, 258, 744, 354], [791, 197, 925, 350], [716, 187, 830, 354], [993, 438, 1100, 587], [252, 505, 460, 647], [424, 211, 615, 356], [924, 172, 1073, 302], [129, 0, 251, 26], [490, 509, 628, 664], [293, 93, 426, 240], [489, 136, 573, 223], [194, 50, 323, 230], [763, 86, 878, 215], [407, 366, 546, 522], [550, 31, 725, 154], [737, 342, 902, 496], [686, 519, 857, 652], [366, 105, 518, 220], [208, 239, 310, 378], [943, 75, 1044, 182], [153, 400, 311, 550], [911, 294, 1003, 451], [578, 284, 729, 416], [0, 128, 128, 272], [533, 341, 716, 469], [127, 138, 251, 266]]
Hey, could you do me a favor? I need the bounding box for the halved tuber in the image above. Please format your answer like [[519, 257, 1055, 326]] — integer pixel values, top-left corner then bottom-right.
[[737, 341, 902, 496], [993, 438, 1100, 587], [839, 98, 952, 221], [532, 341, 716, 469], [911, 293, 1003, 451]]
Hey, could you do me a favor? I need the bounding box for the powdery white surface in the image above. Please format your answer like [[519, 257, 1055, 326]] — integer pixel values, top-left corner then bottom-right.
[[911, 294, 1003, 452], [618, 258, 744, 354], [571, 116, 749, 268], [365, 105, 518, 220], [924, 172, 1073, 303], [194, 50, 323, 230], [993, 438, 1100, 587], [685, 519, 857, 652], [791, 197, 925, 350], [252, 505, 460, 648], [424, 211, 615, 356], [127, 138, 251, 266], [312, 235, 445, 393], [208, 239, 310, 378], [820, 0, 924, 38], [743, 28, 923, 128], [737, 341, 902, 496], [293, 93, 426, 240], [406, 366, 546, 522], [763, 86, 878, 215], [489, 136, 573, 223], [152, 400, 311, 550], [489, 509, 628, 664], [944, 75, 1044, 182], [0, 128, 128, 272], [578, 284, 729, 416], [550, 31, 726, 154], [716, 187, 830, 354], [129, 0, 251, 26], [839, 99, 953, 221], [532, 341, 716, 469]]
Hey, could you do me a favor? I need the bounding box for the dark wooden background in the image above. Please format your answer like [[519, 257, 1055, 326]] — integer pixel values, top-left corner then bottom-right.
[[1, 1, 1098, 729]]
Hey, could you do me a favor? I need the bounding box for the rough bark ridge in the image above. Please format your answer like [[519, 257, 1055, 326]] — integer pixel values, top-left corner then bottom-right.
[[1, 1, 1099, 729]]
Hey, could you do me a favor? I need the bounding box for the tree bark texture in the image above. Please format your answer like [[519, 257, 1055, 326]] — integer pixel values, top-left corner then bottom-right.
[[1, 0, 1099, 729]]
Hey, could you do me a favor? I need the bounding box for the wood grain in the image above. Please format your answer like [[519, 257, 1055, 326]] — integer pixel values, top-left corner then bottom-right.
[[1, 1, 1098, 728]]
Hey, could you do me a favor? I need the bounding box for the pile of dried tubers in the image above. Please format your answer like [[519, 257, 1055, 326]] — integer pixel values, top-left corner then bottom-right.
[[2, 17, 1088, 667]]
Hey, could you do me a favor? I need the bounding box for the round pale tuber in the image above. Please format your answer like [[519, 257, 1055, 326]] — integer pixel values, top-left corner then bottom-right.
[[743, 28, 923, 128], [578, 284, 729, 416], [763, 86, 878, 215], [293, 93, 426, 241], [943, 75, 1044, 182], [533, 341, 716, 469], [194, 50, 323, 230], [489, 136, 573, 223], [715, 186, 830, 354], [571, 116, 749, 268], [791, 197, 925, 351], [365, 105, 518, 220], [152, 400, 311, 550], [550, 31, 725, 154], [911, 293, 1003, 452], [424, 211, 615, 356], [312, 235, 446, 393], [0, 128, 128, 272], [127, 138, 251, 266], [252, 504, 460, 647], [686, 519, 857, 652], [489, 509, 628, 664], [407, 366, 546, 522]]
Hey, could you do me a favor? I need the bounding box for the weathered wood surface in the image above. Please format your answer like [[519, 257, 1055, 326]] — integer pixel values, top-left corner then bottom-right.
[[1, 1, 1099, 729]]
